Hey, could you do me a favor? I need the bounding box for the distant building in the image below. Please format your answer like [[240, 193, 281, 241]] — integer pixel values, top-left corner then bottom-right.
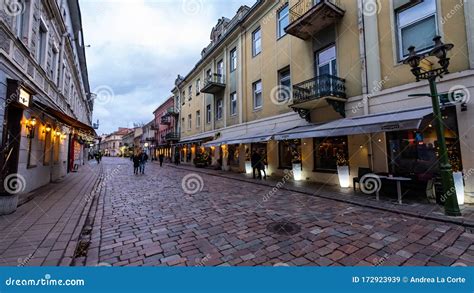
[[103, 128, 131, 157], [153, 96, 178, 161]]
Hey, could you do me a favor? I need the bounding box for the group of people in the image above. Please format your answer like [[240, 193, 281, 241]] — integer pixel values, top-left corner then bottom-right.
[[131, 151, 149, 175], [251, 150, 267, 180]]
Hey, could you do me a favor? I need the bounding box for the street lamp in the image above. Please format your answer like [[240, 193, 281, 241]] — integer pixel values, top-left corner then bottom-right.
[[403, 36, 461, 217]]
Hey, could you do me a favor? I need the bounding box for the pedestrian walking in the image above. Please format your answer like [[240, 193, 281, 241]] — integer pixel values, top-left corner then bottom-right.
[[251, 150, 261, 179], [132, 153, 140, 175], [159, 153, 165, 167], [174, 152, 180, 165], [139, 151, 148, 174]]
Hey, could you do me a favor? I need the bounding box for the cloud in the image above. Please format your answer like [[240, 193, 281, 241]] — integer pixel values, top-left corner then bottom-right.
[[80, 0, 256, 134]]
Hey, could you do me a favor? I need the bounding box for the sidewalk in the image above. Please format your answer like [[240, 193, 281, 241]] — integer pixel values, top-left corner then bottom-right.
[[167, 163, 474, 228], [0, 162, 102, 266]]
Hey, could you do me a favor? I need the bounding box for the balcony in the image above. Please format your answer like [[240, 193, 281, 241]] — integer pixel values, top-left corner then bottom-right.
[[285, 0, 345, 40], [290, 74, 346, 121], [200, 74, 226, 94], [165, 132, 180, 142], [167, 107, 178, 116], [161, 115, 171, 125]]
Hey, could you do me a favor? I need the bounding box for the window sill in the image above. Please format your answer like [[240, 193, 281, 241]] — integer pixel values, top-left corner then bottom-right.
[[253, 107, 263, 113]]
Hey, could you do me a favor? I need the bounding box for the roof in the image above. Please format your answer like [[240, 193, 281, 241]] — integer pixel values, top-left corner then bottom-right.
[[174, 0, 263, 88]]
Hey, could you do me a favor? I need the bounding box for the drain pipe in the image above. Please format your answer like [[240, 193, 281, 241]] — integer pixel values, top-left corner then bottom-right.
[[358, 0, 373, 171]]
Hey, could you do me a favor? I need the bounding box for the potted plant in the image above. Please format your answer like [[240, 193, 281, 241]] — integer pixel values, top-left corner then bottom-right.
[[450, 154, 464, 205], [291, 153, 302, 181], [193, 152, 211, 168], [336, 152, 350, 188]]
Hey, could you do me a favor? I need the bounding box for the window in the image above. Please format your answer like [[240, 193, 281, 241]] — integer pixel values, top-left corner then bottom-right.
[[252, 27, 262, 56], [314, 136, 349, 172], [196, 110, 201, 128], [182, 91, 185, 105], [277, 4, 289, 38], [15, 0, 30, 39], [188, 85, 192, 101], [206, 104, 212, 124], [206, 69, 212, 80], [230, 48, 237, 72], [278, 67, 291, 102], [187, 114, 192, 130], [181, 118, 185, 131], [196, 79, 201, 94], [396, 0, 437, 59], [216, 98, 223, 120], [217, 60, 224, 82], [253, 80, 263, 109], [228, 145, 240, 167], [52, 46, 59, 83], [230, 92, 237, 116], [37, 21, 48, 66], [279, 140, 302, 169]]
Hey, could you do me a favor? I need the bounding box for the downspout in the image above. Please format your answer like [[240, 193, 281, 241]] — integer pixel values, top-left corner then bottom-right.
[[358, 0, 374, 171]]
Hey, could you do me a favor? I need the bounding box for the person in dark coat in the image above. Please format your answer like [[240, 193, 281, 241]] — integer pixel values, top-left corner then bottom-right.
[[251, 150, 261, 179], [159, 153, 165, 167], [174, 151, 180, 165], [132, 154, 140, 175], [139, 151, 148, 174]]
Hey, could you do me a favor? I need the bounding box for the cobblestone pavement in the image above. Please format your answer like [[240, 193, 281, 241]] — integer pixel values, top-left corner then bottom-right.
[[0, 162, 101, 266], [79, 158, 474, 267]]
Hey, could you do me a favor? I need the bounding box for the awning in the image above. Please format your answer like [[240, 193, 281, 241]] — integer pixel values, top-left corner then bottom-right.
[[33, 100, 96, 136], [274, 107, 434, 140], [203, 126, 295, 147], [177, 131, 216, 145]]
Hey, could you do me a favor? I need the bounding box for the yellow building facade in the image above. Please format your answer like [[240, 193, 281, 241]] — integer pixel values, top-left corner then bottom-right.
[[174, 0, 474, 204]]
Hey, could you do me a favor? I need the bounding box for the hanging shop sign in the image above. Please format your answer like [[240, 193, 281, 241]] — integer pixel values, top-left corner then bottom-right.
[[6, 79, 33, 109]]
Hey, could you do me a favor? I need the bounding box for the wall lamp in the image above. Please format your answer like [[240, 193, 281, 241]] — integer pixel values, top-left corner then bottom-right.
[[25, 117, 37, 139]]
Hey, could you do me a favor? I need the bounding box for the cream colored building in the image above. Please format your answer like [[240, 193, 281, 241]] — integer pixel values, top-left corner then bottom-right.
[[174, 0, 474, 205]]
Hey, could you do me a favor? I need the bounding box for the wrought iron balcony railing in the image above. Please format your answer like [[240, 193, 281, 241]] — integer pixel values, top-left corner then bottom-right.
[[286, 0, 344, 40], [165, 132, 180, 141], [167, 107, 178, 116], [161, 115, 171, 125], [201, 73, 226, 94], [293, 74, 346, 104]]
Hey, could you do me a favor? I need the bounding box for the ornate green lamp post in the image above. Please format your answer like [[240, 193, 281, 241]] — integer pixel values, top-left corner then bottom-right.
[[403, 36, 461, 217]]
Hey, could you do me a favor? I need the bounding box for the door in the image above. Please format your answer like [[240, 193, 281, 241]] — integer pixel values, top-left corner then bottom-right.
[[316, 45, 337, 95], [0, 106, 23, 194]]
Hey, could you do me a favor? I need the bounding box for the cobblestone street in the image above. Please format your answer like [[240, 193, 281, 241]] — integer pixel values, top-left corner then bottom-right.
[[74, 158, 473, 267]]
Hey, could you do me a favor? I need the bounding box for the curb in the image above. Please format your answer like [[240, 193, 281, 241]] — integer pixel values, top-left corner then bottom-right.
[[169, 164, 474, 229], [60, 164, 105, 266]]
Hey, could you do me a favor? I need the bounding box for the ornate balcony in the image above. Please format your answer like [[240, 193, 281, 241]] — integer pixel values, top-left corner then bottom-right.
[[290, 74, 346, 121], [167, 107, 178, 116], [285, 0, 345, 40], [165, 132, 180, 142], [201, 74, 226, 94], [161, 115, 171, 125]]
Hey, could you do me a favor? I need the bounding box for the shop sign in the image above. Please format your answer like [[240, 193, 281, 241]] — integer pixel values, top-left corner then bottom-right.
[[381, 124, 400, 131]]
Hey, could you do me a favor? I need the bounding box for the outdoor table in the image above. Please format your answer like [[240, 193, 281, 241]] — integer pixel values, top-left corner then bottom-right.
[[375, 175, 412, 204]]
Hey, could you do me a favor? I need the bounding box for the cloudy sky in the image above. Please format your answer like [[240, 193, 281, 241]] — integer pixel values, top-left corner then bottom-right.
[[80, 0, 256, 134]]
